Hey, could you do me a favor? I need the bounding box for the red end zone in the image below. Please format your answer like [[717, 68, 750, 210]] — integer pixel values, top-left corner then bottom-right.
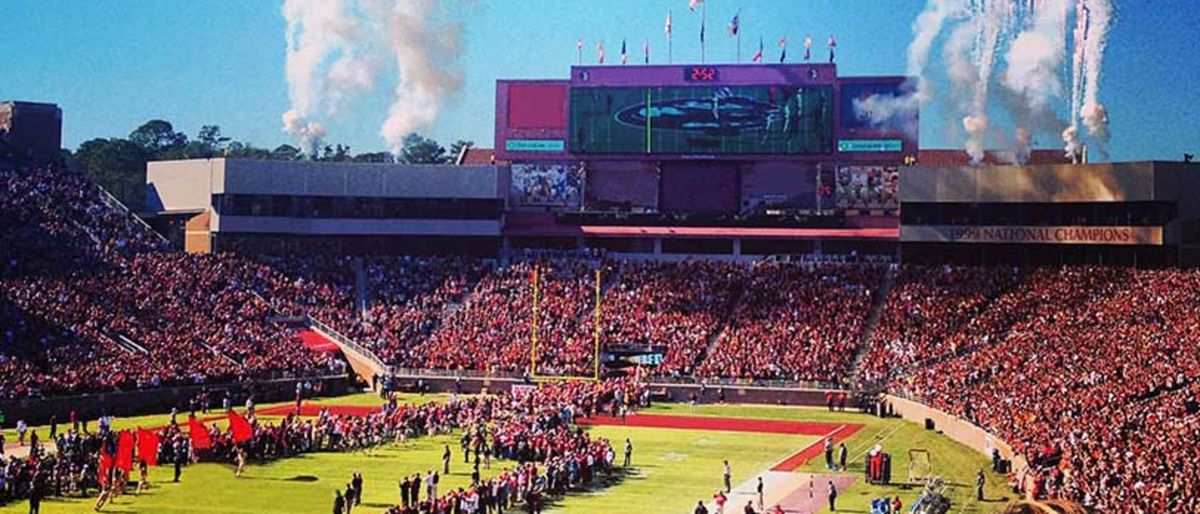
[[578, 413, 863, 472]]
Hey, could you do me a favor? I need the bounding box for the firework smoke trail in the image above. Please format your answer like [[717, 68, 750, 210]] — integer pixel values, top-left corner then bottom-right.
[[962, 0, 1009, 163], [1080, 0, 1112, 141], [1004, 0, 1070, 163], [1063, 0, 1088, 157]]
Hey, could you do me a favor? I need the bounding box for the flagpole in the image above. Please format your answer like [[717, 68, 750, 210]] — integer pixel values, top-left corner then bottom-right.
[[737, 31, 741, 63], [700, 2, 706, 64], [668, 9, 673, 64]]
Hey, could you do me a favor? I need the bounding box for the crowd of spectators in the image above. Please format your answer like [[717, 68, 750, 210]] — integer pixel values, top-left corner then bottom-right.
[[857, 265, 1025, 386], [698, 263, 882, 383], [592, 261, 744, 377], [0, 167, 340, 398], [898, 267, 1200, 513], [417, 260, 609, 375]]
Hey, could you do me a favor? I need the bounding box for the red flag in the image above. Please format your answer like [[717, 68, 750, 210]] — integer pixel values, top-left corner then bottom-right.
[[137, 428, 160, 466], [116, 430, 136, 472], [228, 410, 254, 444], [188, 415, 212, 450], [98, 448, 114, 486]]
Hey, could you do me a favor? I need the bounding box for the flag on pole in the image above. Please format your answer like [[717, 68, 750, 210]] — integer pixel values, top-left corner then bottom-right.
[[779, 37, 788, 63], [187, 415, 212, 450], [644, 38, 650, 64], [228, 410, 254, 444], [137, 428, 160, 466], [665, 10, 672, 35], [116, 430, 135, 472], [804, 36, 813, 61], [828, 35, 837, 63], [621, 39, 628, 65], [751, 36, 764, 63], [99, 447, 115, 487], [597, 40, 605, 64], [700, 18, 705, 44], [688, 0, 703, 11], [728, 13, 740, 37], [577, 39, 583, 50]]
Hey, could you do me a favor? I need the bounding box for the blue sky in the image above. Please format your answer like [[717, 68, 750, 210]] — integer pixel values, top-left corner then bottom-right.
[[3, 0, 1198, 161]]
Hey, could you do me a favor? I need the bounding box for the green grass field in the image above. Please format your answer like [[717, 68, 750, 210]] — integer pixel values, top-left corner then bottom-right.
[[1, 395, 1014, 514]]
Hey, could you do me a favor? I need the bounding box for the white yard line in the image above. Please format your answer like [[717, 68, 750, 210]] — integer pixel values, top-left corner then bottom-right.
[[703, 424, 850, 513]]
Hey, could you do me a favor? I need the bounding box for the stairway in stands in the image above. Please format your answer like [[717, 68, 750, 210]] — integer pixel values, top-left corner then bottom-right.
[[848, 265, 896, 390], [690, 277, 749, 374]]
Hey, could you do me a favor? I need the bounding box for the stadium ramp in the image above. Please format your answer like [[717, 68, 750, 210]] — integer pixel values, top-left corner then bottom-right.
[[307, 317, 388, 385]]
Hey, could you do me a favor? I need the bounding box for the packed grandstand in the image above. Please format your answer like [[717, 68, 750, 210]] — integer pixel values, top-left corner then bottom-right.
[[1, 164, 1198, 512]]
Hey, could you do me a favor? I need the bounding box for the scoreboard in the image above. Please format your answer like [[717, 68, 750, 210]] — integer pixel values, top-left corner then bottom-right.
[[568, 84, 834, 155], [495, 64, 916, 162]]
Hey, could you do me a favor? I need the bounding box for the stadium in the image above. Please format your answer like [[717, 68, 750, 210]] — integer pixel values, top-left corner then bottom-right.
[[3, 1, 1200, 514]]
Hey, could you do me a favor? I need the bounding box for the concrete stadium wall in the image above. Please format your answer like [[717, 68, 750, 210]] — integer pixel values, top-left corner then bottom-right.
[[387, 373, 844, 407], [0, 376, 351, 428], [884, 394, 1028, 475]]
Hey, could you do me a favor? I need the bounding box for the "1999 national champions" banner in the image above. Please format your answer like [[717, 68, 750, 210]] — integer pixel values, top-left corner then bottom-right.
[[901, 225, 1164, 246]]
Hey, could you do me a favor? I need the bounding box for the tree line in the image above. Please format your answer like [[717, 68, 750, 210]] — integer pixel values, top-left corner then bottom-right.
[[67, 119, 473, 210]]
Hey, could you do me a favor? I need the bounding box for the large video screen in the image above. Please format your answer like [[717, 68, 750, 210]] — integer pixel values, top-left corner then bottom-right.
[[569, 85, 833, 155], [839, 81, 917, 135]]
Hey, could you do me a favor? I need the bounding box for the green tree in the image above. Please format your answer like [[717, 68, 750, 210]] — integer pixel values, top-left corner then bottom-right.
[[271, 144, 303, 161], [73, 137, 149, 209], [399, 133, 446, 164], [352, 151, 395, 163], [129, 119, 187, 157]]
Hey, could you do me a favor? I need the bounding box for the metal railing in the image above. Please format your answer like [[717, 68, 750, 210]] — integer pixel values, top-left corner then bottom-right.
[[306, 316, 389, 374], [94, 183, 170, 245]]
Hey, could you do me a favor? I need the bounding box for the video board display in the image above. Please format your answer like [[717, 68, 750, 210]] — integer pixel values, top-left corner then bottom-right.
[[510, 162, 583, 208], [569, 85, 833, 155], [839, 81, 917, 135]]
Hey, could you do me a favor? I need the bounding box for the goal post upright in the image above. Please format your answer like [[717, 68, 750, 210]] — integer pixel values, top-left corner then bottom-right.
[[530, 265, 540, 379], [593, 267, 602, 381]]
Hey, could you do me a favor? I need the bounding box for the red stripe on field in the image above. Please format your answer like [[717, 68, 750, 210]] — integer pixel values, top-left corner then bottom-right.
[[769, 423, 863, 472]]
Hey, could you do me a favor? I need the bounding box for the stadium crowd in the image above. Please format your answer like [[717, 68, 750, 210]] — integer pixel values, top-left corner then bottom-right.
[[899, 267, 1200, 513], [699, 263, 882, 383], [6, 166, 1200, 512], [0, 166, 339, 398]]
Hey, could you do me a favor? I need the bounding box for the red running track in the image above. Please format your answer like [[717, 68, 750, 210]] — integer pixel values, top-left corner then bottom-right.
[[578, 414, 863, 472]]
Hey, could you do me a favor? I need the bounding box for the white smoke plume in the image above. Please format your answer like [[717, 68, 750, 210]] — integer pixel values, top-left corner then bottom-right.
[[888, 0, 1113, 164], [1003, 0, 1069, 162], [374, 0, 465, 155], [849, 0, 962, 143], [282, 0, 368, 155], [280, 0, 465, 157]]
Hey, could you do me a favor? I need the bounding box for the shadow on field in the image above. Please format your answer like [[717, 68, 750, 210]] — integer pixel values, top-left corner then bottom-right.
[[538, 467, 636, 511]]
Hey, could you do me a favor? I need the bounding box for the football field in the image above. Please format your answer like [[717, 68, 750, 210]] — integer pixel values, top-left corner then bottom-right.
[[1, 393, 1015, 514]]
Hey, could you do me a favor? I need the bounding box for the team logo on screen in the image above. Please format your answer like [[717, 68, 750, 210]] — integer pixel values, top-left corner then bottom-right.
[[614, 88, 780, 134]]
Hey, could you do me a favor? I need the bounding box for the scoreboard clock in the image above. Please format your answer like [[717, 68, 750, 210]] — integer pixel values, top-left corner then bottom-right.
[[684, 66, 720, 82]]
